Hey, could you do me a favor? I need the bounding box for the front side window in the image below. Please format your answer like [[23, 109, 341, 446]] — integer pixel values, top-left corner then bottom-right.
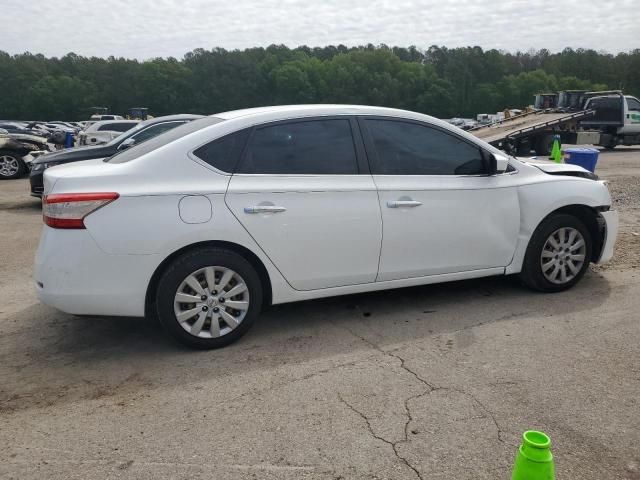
[[627, 97, 640, 111], [364, 119, 486, 175], [236, 119, 358, 175], [131, 121, 185, 143]]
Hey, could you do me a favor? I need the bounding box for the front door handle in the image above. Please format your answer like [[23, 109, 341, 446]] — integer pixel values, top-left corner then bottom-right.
[[387, 200, 422, 208], [244, 205, 287, 214]]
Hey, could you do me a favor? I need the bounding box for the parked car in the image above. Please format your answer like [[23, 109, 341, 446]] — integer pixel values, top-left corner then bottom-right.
[[78, 120, 139, 146], [90, 114, 125, 121], [35, 105, 618, 349], [0, 122, 51, 139], [30, 114, 202, 195], [0, 129, 51, 179]]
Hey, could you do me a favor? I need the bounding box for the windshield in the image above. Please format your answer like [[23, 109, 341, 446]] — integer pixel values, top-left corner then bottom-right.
[[106, 116, 224, 163]]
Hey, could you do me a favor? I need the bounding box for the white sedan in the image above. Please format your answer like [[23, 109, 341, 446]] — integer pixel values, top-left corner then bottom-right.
[[78, 120, 139, 146], [35, 105, 618, 348]]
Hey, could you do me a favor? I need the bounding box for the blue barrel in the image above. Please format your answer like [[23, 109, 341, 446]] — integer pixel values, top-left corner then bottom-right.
[[563, 147, 599, 173], [64, 132, 74, 148]]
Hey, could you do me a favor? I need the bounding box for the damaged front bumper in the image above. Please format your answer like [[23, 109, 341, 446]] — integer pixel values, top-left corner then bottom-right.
[[597, 210, 618, 263]]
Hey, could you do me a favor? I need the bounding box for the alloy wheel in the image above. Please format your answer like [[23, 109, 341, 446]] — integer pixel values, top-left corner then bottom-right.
[[0, 155, 19, 178], [540, 227, 586, 285], [173, 266, 250, 338]]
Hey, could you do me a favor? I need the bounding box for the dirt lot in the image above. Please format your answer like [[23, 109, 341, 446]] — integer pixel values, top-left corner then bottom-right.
[[1, 149, 639, 480]]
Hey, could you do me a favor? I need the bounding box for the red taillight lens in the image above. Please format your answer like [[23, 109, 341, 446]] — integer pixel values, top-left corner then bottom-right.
[[42, 192, 119, 229]]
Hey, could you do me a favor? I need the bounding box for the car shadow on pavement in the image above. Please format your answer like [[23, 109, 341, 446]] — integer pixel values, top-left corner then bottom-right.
[[0, 197, 41, 212], [0, 270, 612, 413]]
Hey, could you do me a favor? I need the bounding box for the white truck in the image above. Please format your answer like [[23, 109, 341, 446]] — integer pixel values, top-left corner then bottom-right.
[[470, 91, 640, 155], [581, 94, 640, 149]]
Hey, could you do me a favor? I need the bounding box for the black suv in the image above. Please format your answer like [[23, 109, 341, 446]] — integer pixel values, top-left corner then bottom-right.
[[30, 114, 203, 196]]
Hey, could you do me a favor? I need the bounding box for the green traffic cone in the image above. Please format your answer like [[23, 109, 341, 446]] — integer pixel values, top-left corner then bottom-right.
[[549, 138, 562, 163], [511, 430, 555, 480]]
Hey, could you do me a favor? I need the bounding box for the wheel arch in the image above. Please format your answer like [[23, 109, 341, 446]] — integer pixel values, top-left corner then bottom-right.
[[535, 204, 604, 262], [145, 240, 273, 318]]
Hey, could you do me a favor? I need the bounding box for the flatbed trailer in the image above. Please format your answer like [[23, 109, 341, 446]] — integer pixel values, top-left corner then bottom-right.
[[469, 108, 597, 155]]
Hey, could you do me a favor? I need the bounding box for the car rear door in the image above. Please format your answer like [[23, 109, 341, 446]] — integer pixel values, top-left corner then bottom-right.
[[225, 117, 382, 291], [359, 117, 520, 281]]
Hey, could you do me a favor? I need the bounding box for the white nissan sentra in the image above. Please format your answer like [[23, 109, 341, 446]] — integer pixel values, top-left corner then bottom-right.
[[35, 105, 618, 349]]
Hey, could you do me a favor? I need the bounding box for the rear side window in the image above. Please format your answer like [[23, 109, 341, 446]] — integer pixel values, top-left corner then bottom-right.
[[193, 129, 250, 173], [364, 119, 486, 175], [236, 119, 358, 175]]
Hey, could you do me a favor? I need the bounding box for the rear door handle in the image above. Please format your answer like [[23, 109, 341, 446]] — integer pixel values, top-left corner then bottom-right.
[[387, 200, 422, 208], [244, 205, 287, 214]]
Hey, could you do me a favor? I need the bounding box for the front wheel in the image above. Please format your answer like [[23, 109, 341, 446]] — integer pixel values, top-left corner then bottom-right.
[[0, 150, 27, 179], [520, 214, 592, 292], [155, 248, 263, 349]]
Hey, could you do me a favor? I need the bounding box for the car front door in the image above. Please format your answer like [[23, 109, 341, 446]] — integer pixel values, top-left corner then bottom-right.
[[225, 117, 382, 291], [359, 117, 520, 282]]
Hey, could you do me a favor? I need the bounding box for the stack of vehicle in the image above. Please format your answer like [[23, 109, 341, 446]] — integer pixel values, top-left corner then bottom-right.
[[28, 114, 203, 195], [0, 117, 148, 180]]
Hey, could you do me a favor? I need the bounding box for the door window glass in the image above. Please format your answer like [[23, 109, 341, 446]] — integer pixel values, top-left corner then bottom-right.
[[365, 119, 486, 175], [237, 119, 358, 174]]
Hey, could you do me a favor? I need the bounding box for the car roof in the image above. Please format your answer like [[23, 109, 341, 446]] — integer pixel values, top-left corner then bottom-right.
[[212, 104, 461, 138], [215, 104, 424, 120]]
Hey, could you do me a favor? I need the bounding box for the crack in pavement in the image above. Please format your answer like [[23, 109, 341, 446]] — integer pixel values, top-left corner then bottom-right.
[[338, 393, 424, 480], [333, 319, 506, 462]]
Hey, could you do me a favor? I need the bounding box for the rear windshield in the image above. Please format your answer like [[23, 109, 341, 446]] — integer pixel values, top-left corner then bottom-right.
[[106, 116, 224, 163]]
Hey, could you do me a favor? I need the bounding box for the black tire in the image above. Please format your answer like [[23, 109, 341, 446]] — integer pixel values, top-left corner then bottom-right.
[[519, 214, 592, 293], [155, 247, 263, 349], [604, 144, 616, 151], [0, 150, 27, 180], [515, 140, 532, 156], [534, 135, 553, 156]]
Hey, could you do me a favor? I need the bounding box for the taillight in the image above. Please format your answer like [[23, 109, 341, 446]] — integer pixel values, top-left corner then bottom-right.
[[42, 192, 119, 229]]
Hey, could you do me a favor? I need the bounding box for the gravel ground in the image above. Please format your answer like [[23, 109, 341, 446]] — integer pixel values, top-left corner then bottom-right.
[[0, 148, 639, 480]]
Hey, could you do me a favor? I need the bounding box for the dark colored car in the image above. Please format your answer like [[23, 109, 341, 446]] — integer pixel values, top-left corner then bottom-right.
[[30, 114, 203, 196]]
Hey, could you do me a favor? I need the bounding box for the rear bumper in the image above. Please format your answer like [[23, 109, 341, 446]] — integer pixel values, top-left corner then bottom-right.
[[34, 226, 161, 316], [597, 210, 618, 263], [29, 170, 44, 197]]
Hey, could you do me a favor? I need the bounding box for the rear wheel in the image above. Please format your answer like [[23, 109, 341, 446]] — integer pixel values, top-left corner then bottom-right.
[[0, 150, 26, 180], [515, 139, 532, 156], [520, 214, 592, 292], [156, 248, 262, 349], [534, 135, 554, 156]]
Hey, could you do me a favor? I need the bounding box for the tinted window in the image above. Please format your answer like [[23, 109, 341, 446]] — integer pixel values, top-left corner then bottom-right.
[[364, 119, 486, 175], [107, 116, 224, 164], [131, 121, 185, 143], [98, 122, 134, 132], [193, 129, 250, 173], [237, 119, 358, 175]]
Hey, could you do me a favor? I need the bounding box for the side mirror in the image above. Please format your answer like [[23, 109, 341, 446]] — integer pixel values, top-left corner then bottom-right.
[[118, 137, 136, 150], [488, 152, 509, 174]]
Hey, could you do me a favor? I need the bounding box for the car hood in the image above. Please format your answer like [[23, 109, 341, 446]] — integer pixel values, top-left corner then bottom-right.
[[33, 144, 116, 164], [516, 157, 590, 174]]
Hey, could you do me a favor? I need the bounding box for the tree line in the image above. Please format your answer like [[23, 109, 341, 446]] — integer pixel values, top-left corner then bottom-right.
[[1, 45, 638, 121]]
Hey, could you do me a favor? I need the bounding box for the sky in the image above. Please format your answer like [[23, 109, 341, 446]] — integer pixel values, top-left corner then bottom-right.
[[2, 0, 638, 59]]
